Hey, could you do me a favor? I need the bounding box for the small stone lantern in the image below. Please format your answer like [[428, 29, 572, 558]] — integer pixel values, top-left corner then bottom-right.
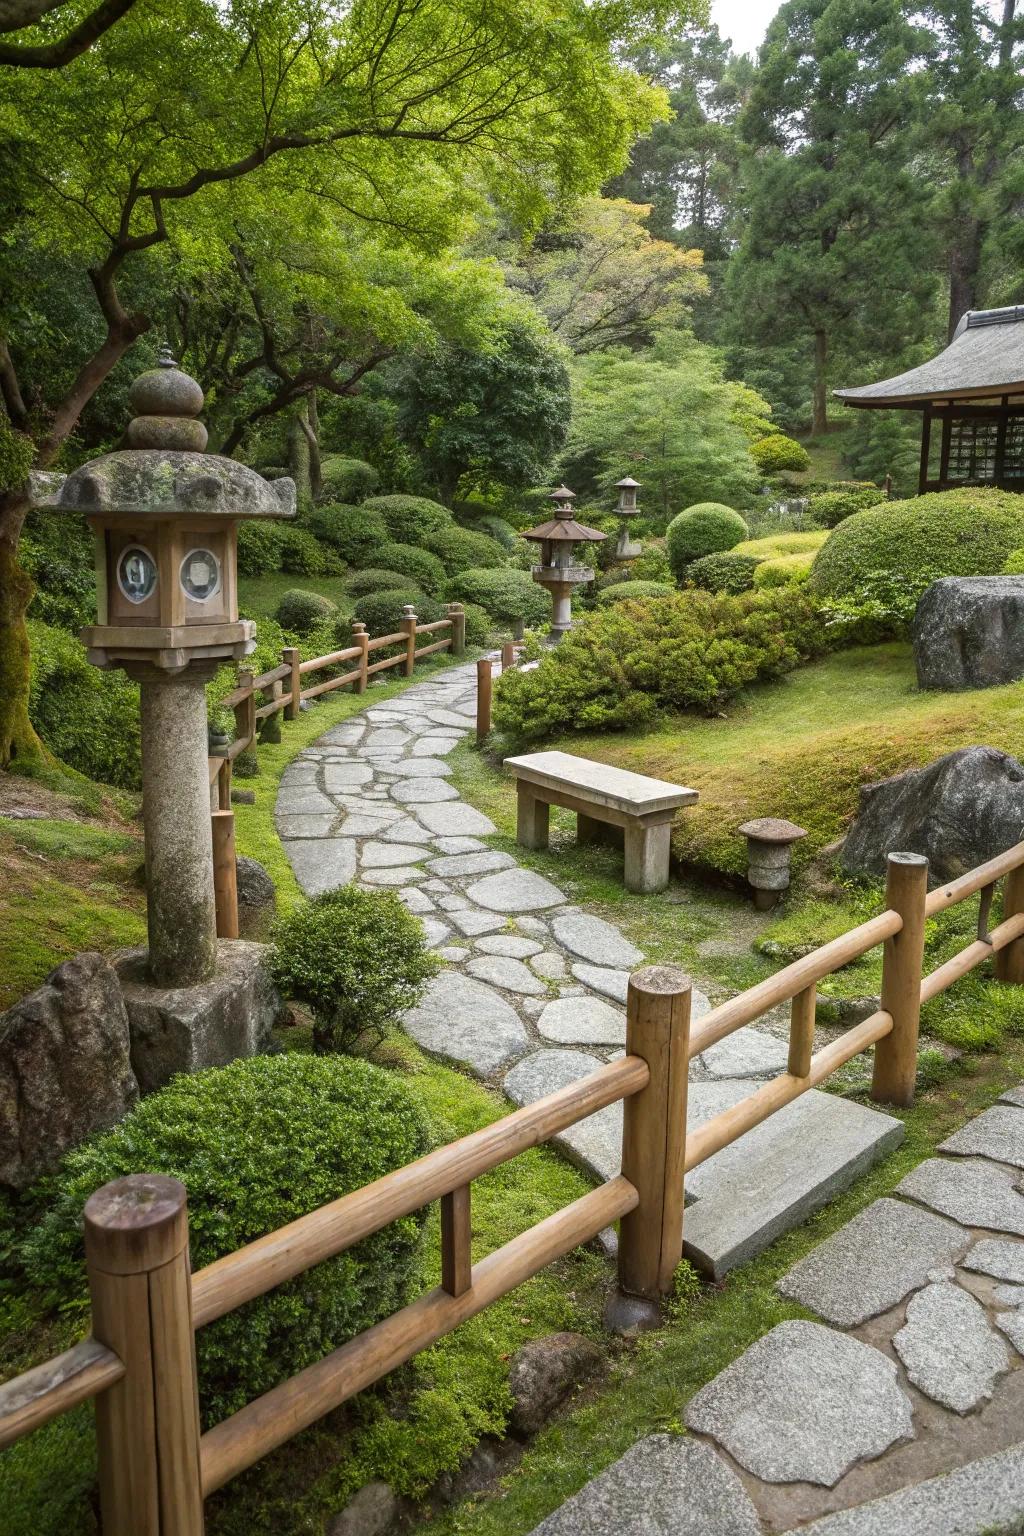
[[521, 485, 606, 643], [31, 349, 295, 988], [738, 818, 807, 909], [614, 476, 643, 561]]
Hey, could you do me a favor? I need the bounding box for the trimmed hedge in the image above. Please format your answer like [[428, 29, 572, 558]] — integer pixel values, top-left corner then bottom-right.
[[362, 494, 452, 544], [350, 588, 444, 640], [754, 552, 814, 588], [422, 525, 507, 573], [597, 580, 676, 605], [807, 482, 883, 528], [1003, 549, 1024, 575], [237, 520, 286, 576], [810, 489, 1024, 601], [666, 503, 748, 577], [28, 619, 141, 788], [687, 551, 762, 595], [306, 503, 387, 564], [347, 567, 419, 597], [20, 1054, 430, 1424], [276, 588, 338, 635], [749, 434, 811, 475], [377, 541, 447, 595], [317, 455, 380, 505], [279, 526, 342, 576], [735, 531, 829, 559], [448, 567, 549, 626], [461, 601, 491, 646]]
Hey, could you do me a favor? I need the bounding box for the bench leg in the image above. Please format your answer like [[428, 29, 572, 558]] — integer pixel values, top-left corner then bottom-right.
[[517, 787, 550, 850], [624, 820, 671, 894]]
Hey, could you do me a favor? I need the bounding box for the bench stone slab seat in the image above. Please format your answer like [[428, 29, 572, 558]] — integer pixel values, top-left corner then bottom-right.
[[505, 750, 698, 893]]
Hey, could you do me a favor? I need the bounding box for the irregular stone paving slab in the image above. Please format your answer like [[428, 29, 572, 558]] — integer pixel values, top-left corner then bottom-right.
[[360, 841, 430, 869], [391, 778, 459, 804], [283, 838, 356, 896], [999, 1084, 1024, 1108], [332, 814, 404, 840], [551, 913, 643, 967], [416, 802, 496, 836], [531, 951, 567, 980], [427, 707, 474, 729], [526, 1433, 761, 1536], [698, 1024, 790, 1081], [896, 1156, 1024, 1236], [939, 1105, 1024, 1170], [411, 735, 462, 756], [438, 946, 469, 962], [515, 916, 550, 939], [420, 917, 450, 948], [686, 1320, 913, 1487], [538, 996, 627, 1046], [380, 819, 435, 843], [962, 1237, 1024, 1283], [778, 1197, 968, 1326], [474, 935, 543, 959], [323, 762, 374, 789], [449, 908, 507, 937], [381, 758, 454, 778], [276, 787, 336, 814], [360, 866, 426, 886], [997, 1308, 1024, 1356], [402, 970, 529, 1075], [465, 955, 547, 996], [467, 869, 567, 913], [426, 852, 515, 877], [892, 1280, 1009, 1412], [787, 1440, 1024, 1536], [684, 1087, 905, 1280], [995, 1283, 1024, 1306], [433, 836, 485, 854], [398, 888, 434, 913], [275, 813, 337, 839], [504, 1049, 621, 1181], [570, 963, 631, 1003]]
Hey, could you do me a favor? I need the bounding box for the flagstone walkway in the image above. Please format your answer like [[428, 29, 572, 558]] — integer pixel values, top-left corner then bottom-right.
[[276, 657, 904, 1279]]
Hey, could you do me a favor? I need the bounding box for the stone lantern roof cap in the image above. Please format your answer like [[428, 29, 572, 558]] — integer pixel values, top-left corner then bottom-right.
[[737, 817, 808, 844], [615, 476, 641, 488], [521, 516, 607, 543]]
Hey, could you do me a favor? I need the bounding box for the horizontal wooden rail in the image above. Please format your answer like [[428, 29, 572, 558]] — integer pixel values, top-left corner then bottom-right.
[[191, 1054, 648, 1328], [919, 909, 1024, 1001], [366, 653, 404, 677], [301, 668, 362, 702], [0, 1337, 124, 1449], [199, 1176, 638, 1494], [415, 638, 452, 658], [924, 842, 1024, 917], [367, 630, 404, 651], [298, 646, 360, 675], [417, 618, 453, 635]]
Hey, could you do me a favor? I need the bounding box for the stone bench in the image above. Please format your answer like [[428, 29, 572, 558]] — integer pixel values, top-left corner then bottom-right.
[[504, 750, 698, 893]]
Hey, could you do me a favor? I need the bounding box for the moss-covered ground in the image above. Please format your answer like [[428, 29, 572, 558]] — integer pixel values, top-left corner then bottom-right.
[[238, 572, 356, 625]]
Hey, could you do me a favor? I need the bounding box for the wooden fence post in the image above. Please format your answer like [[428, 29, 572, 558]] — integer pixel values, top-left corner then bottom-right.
[[85, 1175, 204, 1536], [216, 757, 232, 812], [872, 851, 929, 1107], [401, 605, 417, 677], [476, 657, 492, 745], [613, 965, 691, 1326], [234, 668, 256, 755], [283, 646, 302, 721], [448, 603, 466, 656], [996, 863, 1024, 984], [352, 622, 369, 693], [211, 809, 239, 939], [501, 640, 515, 672]]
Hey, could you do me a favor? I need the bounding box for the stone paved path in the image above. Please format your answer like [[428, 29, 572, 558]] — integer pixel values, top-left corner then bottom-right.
[[277, 658, 902, 1277]]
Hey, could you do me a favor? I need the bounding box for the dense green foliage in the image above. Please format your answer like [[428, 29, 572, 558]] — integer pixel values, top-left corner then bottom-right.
[[447, 568, 549, 626], [276, 589, 338, 636], [597, 579, 676, 604], [27, 621, 141, 787], [754, 552, 814, 587], [362, 495, 453, 544], [270, 888, 439, 1053], [20, 1055, 430, 1424], [375, 542, 448, 595], [306, 504, 387, 564], [749, 433, 810, 475], [347, 568, 420, 597], [351, 589, 444, 641], [808, 483, 884, 528], [237, 521, 287, 577], [317, 457, 380, 505], [686, 551, 762, 594], [422, 526, 507, 573], [1003, 549, 1024, 576], [666, 503, 749, 575], [279, 527, 342, 577]]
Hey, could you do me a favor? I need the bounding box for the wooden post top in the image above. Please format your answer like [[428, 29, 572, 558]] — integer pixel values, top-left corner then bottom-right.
[[84, 1174, 189, 1275], [628, 964, 692, 999]]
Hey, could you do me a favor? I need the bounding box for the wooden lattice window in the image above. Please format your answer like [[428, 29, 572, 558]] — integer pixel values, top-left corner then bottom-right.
[[1003, 416, 1024, 480], [947, 416, 999, 482]]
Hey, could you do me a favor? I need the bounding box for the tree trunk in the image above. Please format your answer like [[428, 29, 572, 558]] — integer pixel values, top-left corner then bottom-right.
[[0, 487, 45, 768], [299, 389, 321, 502], [288, 404, 312, 514], [812, 330, 829, 436]]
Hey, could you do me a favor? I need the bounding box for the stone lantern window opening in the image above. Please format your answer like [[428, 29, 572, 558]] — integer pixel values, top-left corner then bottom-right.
[[180, 546, 221, 603], [117, 544, 158, 605]]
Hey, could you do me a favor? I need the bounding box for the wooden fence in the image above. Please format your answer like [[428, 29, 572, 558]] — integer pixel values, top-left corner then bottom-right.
[[207, 603, 466, 935], [3, 839, 1024, 1533]]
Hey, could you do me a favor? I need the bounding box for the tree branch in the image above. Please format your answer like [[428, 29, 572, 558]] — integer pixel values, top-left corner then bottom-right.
[[0, 0, 136, 67]]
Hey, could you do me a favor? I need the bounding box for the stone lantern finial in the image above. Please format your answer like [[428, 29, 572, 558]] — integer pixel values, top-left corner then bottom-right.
[[126, 349, 208, 453]]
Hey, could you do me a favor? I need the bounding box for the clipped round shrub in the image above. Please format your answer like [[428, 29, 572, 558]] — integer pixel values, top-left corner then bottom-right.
[[448, 567, 549, 626], [237, 520, 286, 576], [808, 482, 883, 528], [347, 567, 418, 597], [28, 619, 141, 787], [20, 1054, 430, 1424], [750, 434, 811, 475], [317, 455, 380, 505], [753, 553, 814, 588], [362, 494, 452, 543], [351, 588, 444, 642], [276, 587, 338, 635], [666, 503, 749, 577], [597, 580, 676, 605], [687, 551, 762, 595], [735, 531, 828, 559], [474, 515, 520, 551], [810, 489, 1024, 601], [1003, 549, 1024, 575], [377, 541, 447, 595], [461, 601, 491, 646], [306, 503, 387, 564], [422, 525, 506, 573], [279, 525, 331, 576]]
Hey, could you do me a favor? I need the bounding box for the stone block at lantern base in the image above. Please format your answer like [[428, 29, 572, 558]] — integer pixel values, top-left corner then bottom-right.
[[116, 939, 285, 1093]]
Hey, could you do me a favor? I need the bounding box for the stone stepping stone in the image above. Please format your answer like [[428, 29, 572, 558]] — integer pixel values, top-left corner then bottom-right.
[[697, 1025, 789, 1081], [426, 852, 515, 877], [323, 762, 374, 789], [467, 869, 567, 913], [999, 1084, 1024, 1108], [320, 723, 364, 744], [474, 935, 543, 959], [360, 866, 427, 886], [516, 916, 550, 939], [786, 1439, 1024, 1535], [420, 917, 450, 947], [427, 707, 474, 729], [416, 802, 497, 837], [402, 971, 529, 1074], [532, 951, 568, 980], [411, 735, 462, 757], [379, 818, 434, 844], [503, 1049, 621, 1181], [381, 758, 454, 778], [360, 842, 430, 869], [399, 888, 434, 913], [939, 1105, 1024, 1170], [391, 778, 459, 804], [995, 1283, 1024, 1306], [449, 909, 507, 937], [279, 761, 318, 785], [962, 1237, 1024, 1283], [276, 787, 334, 815], [896, 1156, 1024, 1236], [466, 955, 547, 996], [364, 729, 410, 749], [551, 913, 643, 968], [892, 1280, 1009, 1412], [525, 1433, 760, 1536], [777, 1197, 968, 1326], [685, 1319, 913, 1487], [685, 1090, 905, 1280], [275, 813, 337, 839], [571, 963, 631, 1004], [282, 838, 355, 896], [434, 836, 486, 854], [538, 997, 626, 1046], [996, 1308, 1024, 1356], [437, 946, 469, 962]]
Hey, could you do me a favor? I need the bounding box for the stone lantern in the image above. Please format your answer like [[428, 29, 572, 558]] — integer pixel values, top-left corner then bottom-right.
[[521, 485, 606, 643], [31, 349, 295, 995], [614, 476, 643, 561], [737, 817, 807, 909]]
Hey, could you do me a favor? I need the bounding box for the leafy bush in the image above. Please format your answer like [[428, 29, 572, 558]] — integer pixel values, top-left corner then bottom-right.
[[815, 569, 937, 644], [20, 1054, 430, 1424], [276, 588, 338, 635], [362, 494, 452, 543], [448, 567, 549, 626], [461, 601, 491, 646], [237, 520, 286, 576], [687, 551, 762, 594], [306, 503, 387, 564], [271, 887, 439, 1053], [735, 531, 829, 559], [808, 482, 883, 528], [350, 588, 444, 641], [473, 514, 520, 551], [810, 489, 1024, 601], [492, 588, 824, 740], [377, 541, 447, 595], [422, 524, 506, 573], [279, 526, 334, 576], [666, 503, 749, 577], [753, 553, 815, 588], [1003, 549, 1024, 575], [21, 510, 96, 630], [317, 455, 380, 505], [28, 619, 141, 787], [750, 433, 811, 475], [347, 567, 419, 597], [597, 579, 676, 605]]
